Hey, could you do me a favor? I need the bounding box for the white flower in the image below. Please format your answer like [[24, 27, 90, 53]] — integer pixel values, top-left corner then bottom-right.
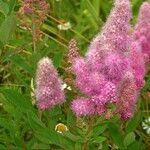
[[61, 83, 67, 90], [67, 86, 72, 91], [142, 117, 150, 135], [57, 22, 71, 31], [61, 82, 72, 91], [55, 123, 68, 134]]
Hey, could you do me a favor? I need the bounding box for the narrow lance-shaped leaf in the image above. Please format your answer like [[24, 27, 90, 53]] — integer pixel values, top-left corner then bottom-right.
[[0, 13, 16, 43], [1, 89, 32, 112]]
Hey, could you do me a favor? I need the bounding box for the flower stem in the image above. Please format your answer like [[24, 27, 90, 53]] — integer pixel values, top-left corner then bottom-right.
[[38, 110, 43, 121], [83, 118, 93, 150], [32, 13, 36, 53]]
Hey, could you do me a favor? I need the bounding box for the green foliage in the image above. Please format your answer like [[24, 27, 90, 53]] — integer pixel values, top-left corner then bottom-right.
[[108, 123, 124, 148], [0, 13, 17, 44], [1, 89, 33, 110], [0, 0, 149, 149], [126, 112, 142, 133], [53, 51, 64, 68], [124, 132, 136, 147]]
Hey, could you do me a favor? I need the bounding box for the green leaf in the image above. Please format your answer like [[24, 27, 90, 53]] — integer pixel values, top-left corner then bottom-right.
[[92, 0, 101, 19], [31, 143, 50, 150], [124, 132, 135, 147], [0, 1, 9, 16], [127, 140, 146, 150], [132, 0, 143, 23], [0, 13, 16, 43], [91, 136, 106, 144], [13, 135, 22, 148], [67, 110, 76, 128], [63, 131, 81, 142], [40, 46, 53, 58], [92, 124, 107, 138], [9, 54, 33, 74], [101, 0, 112, 21], [49, 106, 62, 117], [75, 142, 82, 150], [1, 89, 32, 112], [84, 0, 102, 26], [0, 117, 12, 130], [8, 0, 16, 14], [0, 144, 7, 150], [108, 123, 124, 148], [126, 112, 141, 133], [35, 128, 75, 150], [27, 111, 45, 131], [53, 52, 63, 68]]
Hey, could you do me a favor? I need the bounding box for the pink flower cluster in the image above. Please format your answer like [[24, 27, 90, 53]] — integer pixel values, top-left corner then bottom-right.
[[35, 57, 65, 110], [71, 1, 150, 120], [34, 1, 150, 120]]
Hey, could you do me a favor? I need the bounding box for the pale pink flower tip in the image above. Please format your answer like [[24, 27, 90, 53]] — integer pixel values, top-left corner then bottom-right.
[[71, 98, 95, 116], [35, 57, 65, 110], [134, 2, 150, 57]]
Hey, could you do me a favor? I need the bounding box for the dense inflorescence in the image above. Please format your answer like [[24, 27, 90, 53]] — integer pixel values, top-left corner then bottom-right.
[[68, 39, 79, 64], [134, 2, 150, 60], [34, 0, 150, 120], [35, 57, 65, 110], [70, 0, 150, 120]]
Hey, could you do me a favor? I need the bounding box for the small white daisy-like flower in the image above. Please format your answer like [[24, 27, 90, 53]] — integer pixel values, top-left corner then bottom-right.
[[67, 86, 72, 91], [142, 117, 150, 135], [61, 82, 72, 91], [57, 22, 71, 31], [61, 83, 67, 90], [55, 123, 68, 134]]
